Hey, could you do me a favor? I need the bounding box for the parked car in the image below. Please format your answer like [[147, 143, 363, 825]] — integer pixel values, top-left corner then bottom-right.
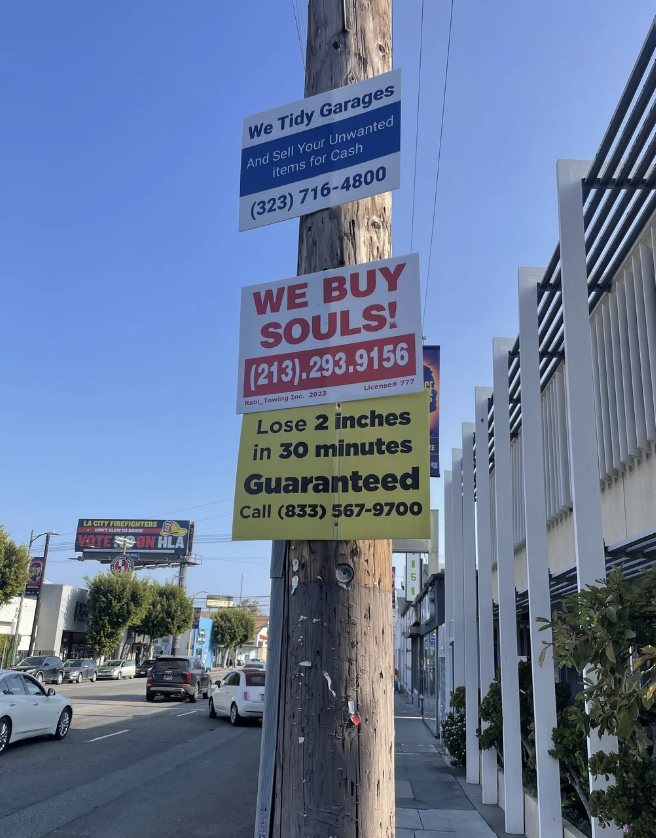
[[12, 656, 64, 685], [146, 656, 211, 702], [97, 660, 136, 680], [244, 659, 265, 670], [0, 670, 73, 756], [136, 658, 156, 677], [209, 668, 265, 725], [64, 659, 97, 683]]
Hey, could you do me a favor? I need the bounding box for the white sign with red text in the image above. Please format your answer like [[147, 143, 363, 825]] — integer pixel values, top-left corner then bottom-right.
[[237, 253, 422, 413]]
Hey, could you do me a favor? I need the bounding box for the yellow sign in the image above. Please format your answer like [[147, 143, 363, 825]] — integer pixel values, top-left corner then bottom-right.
[[232, 392, 430, 540]]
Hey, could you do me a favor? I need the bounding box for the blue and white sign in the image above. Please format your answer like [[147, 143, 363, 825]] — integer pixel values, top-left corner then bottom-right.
[[239, 69, 401, 231]]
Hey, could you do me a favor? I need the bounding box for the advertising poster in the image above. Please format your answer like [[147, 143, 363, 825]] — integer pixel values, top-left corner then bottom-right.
[[237, 254, 422, 413], [405, 554, 421, 601], [232, 392, 430, 541], [25, 557, 44, 596], [423, 345, 440, 477], [75, 519, 194, 557], [240, 69, 401, 231], [192, 607, 202, 630]]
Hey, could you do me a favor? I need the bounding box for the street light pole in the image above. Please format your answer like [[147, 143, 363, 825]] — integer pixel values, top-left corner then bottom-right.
[[28, 532, 55, 655]]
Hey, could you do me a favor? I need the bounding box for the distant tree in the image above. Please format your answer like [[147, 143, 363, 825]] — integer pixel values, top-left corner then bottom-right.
[[134, 581, 194, 640], [239, 598, 262, 618], [211, 608, 256, 664], [0, 525, 30, 608], [85, 572, 150, 658]]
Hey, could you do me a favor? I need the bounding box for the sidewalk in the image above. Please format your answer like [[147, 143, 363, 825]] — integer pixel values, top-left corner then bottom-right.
[[395, 695, 524, 838]]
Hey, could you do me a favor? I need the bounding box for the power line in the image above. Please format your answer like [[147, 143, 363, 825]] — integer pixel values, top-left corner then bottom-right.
[[409, 0, 426, 254], [423, 0, 455, 327], [290, 0, 305, 69]]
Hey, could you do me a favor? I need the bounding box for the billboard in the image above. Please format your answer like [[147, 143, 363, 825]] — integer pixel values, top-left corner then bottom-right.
[[237, 254, 422, 413], [75, 520, 194, 557], [25, 557, 44, 596], [423, 346, 440, 477], [239, 69, 401, 231], [232, 392, 430, 541], [207, 595, 234, 609]]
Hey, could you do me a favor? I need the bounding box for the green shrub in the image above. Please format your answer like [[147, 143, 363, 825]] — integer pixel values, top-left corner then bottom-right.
[[441, 685, 466, 765]]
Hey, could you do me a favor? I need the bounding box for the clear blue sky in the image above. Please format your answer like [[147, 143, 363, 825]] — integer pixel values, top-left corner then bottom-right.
[[1, 2, 654, 607]]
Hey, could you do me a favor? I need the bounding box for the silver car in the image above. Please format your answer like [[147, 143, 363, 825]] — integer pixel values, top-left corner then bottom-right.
[[97, 660, 136, 680], [64, 659, 98, 683]]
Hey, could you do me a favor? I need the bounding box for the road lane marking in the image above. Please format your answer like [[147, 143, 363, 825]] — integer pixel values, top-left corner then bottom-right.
[[86, 729, 130, 742], [176, 710, 198, 716]]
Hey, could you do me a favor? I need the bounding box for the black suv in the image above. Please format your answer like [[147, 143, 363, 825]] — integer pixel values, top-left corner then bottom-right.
[[13, 656, 64, 685], [146, 656, 211, 702]]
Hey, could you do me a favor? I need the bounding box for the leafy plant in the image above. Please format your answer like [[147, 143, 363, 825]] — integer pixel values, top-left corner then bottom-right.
[[441, 685, 466, 765], [133, 582, 194, 640], [540, 566, 656, 837], [211, 608, 256, 663], [478, 663, 590, 821], [85, 571, 150, 657], [0, 525, 30, 608]]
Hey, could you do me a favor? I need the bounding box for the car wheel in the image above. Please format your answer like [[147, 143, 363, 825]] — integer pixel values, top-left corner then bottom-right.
[[91, 672, 97, 682], [146, 692, 155, 702], [202, 682, 210, 699], [0, 718, 11, 755], [36, 672, 44, 683], [56, 672, 63, 685], [54, 708, 72, 740], [209, 698, 217, 718], [116, 672, 121, 680], [189, 684, 199, 703], [230, 703, 241, 726], [77, 673, 83, 683]]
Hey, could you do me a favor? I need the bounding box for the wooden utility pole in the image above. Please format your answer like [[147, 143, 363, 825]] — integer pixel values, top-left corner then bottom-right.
[[271, 2, 394, 836]]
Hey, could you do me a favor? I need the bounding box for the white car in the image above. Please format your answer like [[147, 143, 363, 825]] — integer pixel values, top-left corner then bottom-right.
[[243, 659, 265, 670], [209, 668, 265, 725], [0, 670, 73, 756], [97, 659, 136, 680]]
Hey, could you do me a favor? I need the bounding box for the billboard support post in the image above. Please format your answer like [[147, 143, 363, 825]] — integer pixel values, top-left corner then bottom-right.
[[28, 532, 53, 655], [171, 559, 188, 656], [267, 3, 395, 836]]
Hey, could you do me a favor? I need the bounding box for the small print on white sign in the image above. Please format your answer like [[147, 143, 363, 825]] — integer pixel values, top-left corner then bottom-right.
[[239, 69, 401, 231], [237, 253, 422, 413]]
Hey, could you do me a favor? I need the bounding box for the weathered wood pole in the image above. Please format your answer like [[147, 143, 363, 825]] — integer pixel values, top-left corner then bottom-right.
[[271, 2, 394, 836]]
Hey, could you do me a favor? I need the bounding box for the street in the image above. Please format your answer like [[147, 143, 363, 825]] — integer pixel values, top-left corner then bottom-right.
[[0, 673, 261, 838]]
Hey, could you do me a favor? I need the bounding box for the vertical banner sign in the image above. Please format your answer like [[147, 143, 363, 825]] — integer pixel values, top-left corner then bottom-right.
[[405, 554, 421, 601], [423, 346, 440, 477], [192, 607, 202, 630], [25, 558, 44, 596], [232, 392, 430, 541], [237, 254, 422, 412], [239, 69, 401, 231]]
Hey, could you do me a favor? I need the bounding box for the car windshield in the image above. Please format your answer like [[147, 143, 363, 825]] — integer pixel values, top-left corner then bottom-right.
[[141, 660, 155, 666], [103, 660, 122, 667], [65, 660, 83, 668], [21, 657, 46, 666]]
